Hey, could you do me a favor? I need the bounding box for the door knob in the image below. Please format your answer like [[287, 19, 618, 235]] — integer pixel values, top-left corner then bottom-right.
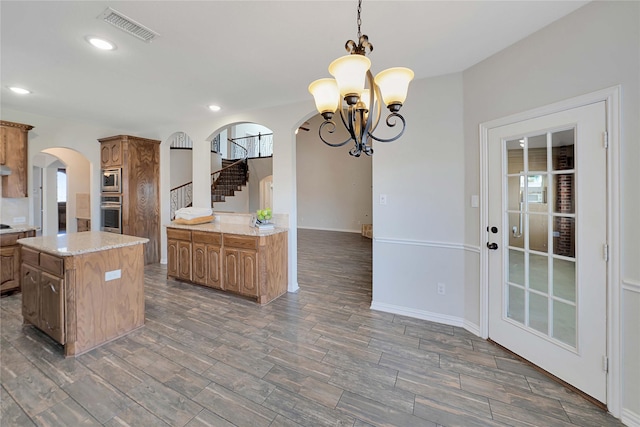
[[487, 242, 498, 250]]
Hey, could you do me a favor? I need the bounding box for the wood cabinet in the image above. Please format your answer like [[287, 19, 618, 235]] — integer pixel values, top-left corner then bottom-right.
[[0, 230, 36, 294], [167, 228, 192, 281], [166, 227, 287, 304], [21, 247, 66, 344], [223, 235, 258, 298], [98, 135, 160, 264], [193, 231, 222, 290], [19, 233, 146, 356], [76, 218, 91, 232], [1, 120, 33, 198], [100, 139, 122, 168]]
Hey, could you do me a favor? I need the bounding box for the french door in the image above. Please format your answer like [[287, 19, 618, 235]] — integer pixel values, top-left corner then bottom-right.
[[487, 101, 608, 403]]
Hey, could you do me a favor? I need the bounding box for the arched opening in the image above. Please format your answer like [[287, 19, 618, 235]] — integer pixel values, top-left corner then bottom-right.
[[208, 122, 273, 214], [34, 147, 91, 236]]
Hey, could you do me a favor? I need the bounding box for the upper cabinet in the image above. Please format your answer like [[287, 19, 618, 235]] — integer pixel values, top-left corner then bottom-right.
[[100, 139, 122, 168], [1, 120, 34, 198]]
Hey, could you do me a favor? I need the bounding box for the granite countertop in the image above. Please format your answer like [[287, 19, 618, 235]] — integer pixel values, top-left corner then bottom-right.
[[17, 231, 149, 256], [166, 221, 287, 237], [0, 225, 38, 235]]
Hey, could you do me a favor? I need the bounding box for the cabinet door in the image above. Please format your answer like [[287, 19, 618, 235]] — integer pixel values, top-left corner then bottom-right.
[[0, 246, 20, 292], [192, 242, 207, 285], [223, 248, 240, 293], [40, 272, 65, 344], [206, 245, 222, 290], [21, 264, 40, 325], [100, 141, 122, 168], [239, 250, 258, 297], [1, 125, 28, 198], [0, 125, 6, 165], [167, 239, 178, 278], [177, 241, 192, 281]]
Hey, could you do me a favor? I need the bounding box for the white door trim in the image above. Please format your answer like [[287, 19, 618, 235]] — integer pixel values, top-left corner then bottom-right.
[[478, 86, 621, 416]]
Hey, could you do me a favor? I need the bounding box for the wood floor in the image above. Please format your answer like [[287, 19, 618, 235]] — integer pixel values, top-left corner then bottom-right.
[[1, 229, 623, 426]]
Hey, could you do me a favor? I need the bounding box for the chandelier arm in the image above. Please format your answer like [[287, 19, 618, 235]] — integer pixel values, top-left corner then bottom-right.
[[367, 113, 407, 143], [318, 120, 354, 147]]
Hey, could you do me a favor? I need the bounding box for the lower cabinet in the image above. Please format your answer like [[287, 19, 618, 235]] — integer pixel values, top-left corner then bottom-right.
[[21, 248, 65, 344], [167, 228, 192, 281], [0, 230, 36, 294], [167, 227, 287, 304]]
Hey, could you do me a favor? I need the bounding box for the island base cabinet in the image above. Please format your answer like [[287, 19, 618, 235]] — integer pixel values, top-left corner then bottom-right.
[[167, 227, 287, 304], [21, 262, 65, 344], [20, 244, 145, 357]]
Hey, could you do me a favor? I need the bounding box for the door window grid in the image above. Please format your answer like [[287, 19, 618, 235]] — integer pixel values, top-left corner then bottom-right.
[[504, 128, 578, 349]]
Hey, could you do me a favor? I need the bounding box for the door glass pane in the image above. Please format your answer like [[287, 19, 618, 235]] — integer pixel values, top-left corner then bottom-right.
[[507, 176, 523, 211], [528, 134, 547, 172], [553, 300, 576, 347], [506, 139, 524, 174], [528, 213, 548, 252], [551, 173, 575, 214], [553, 217, 575, 257], [507, 285, 525, 324], [553, 258, 576, 303], [552, 129, 574, 171], [529, 253, 548, 293], [529, 292, 548, 334], [508, 213, 524, 248], [508, 250, 524, 285]]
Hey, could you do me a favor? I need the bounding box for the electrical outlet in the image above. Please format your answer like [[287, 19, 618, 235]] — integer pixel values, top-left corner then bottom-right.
[[13, 217, 26, 223], [437, 283, 446, 295], [379, 194, 387, 205]]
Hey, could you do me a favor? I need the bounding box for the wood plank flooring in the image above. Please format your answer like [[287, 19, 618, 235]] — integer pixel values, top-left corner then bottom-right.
[[1, 229, 624, 426]]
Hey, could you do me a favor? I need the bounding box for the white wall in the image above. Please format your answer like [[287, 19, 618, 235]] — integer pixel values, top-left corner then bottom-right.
[[371, 72, 467, 322], [248, 157, 273, 213], [296, 114, 372, 233], [462, 1, 639, 420]]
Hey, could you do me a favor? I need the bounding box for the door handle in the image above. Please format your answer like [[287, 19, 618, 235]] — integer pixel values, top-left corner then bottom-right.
[[487, 242, 499, 250]]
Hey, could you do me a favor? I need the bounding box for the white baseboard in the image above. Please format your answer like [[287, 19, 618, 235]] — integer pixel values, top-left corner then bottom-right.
[[160, 258, 167, 265], [622, 408, 640, 427], [463, 320, 481, 337], [370, 302, 465, 328], [297, 225, 361, 234]]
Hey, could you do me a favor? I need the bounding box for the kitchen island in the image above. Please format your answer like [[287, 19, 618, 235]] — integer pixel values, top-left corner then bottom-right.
[[17, 231, 148, 356], [166, 221, 288, 304]]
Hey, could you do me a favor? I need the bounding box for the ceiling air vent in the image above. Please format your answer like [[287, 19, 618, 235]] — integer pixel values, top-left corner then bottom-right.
[[98, 7, 159, 43]]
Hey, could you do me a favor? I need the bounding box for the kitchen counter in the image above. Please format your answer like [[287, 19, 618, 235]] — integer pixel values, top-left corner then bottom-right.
[[166, 221, 287, 237], [18, 231, 147, 356], [17, 231, 148, 256], [0, 225, 38, 235]]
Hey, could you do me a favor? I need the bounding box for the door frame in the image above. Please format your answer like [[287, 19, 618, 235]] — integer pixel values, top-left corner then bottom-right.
[[478, 86, 621, 416]]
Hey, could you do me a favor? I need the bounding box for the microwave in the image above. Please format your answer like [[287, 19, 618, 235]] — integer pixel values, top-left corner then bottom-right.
[[101, 168, 121, 192]]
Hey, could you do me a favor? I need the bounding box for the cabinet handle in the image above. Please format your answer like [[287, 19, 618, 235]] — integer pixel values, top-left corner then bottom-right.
[[49, 283, 57, 294]]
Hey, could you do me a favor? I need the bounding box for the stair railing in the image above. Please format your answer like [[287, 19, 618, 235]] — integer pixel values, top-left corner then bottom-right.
[[170, 181, 193, 219], [229, 132, 273, 158]]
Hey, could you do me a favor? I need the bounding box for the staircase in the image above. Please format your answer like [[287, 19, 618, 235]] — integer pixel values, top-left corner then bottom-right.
[[211, 159, 248, 203]]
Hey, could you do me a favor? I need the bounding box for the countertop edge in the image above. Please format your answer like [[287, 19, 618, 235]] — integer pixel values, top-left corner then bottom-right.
[[17, 232, 149, 257], [165, 221, 287, 236]]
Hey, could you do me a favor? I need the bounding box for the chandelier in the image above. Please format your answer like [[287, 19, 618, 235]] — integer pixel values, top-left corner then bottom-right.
[[308, 0, 414, 157]]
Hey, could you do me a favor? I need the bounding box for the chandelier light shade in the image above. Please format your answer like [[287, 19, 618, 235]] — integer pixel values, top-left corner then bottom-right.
[[308, 0, 414, 157], [308, 78, 339, 115]]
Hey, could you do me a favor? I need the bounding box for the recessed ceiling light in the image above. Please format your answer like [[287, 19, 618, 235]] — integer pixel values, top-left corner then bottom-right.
[[208, 105, 221, 112], [9, 86, 31, 95], [85, 36, 116, 50]]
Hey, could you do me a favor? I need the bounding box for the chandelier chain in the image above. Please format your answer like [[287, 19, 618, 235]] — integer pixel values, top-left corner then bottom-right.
[[356, 0, 362, 39]]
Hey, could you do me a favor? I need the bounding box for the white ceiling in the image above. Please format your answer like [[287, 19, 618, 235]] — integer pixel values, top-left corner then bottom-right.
[[1, 1, 588, 134]]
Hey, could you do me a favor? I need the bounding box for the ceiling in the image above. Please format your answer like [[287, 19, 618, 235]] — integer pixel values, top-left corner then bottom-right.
[[1, 1, 588, 134]]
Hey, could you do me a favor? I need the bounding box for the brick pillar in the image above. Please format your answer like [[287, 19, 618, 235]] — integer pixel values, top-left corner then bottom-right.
[[554, 146, 575, 257]]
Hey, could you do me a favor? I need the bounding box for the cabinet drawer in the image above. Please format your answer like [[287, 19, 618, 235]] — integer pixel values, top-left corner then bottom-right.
[[40, 253, 64, 277], [224, 234, 258, 250], [192, 231, 221, 246], [21, 247, 39, 266], [167, 228, 191, 241]]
